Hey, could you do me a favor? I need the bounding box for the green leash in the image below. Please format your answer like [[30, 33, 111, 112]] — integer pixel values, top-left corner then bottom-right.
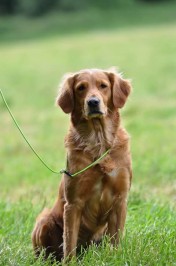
[[60, 149, 110, 177], [0, 88, 110, 178]]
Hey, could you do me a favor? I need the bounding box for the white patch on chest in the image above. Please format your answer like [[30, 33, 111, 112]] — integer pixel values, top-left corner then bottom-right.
[[93, 181, 103, 195], [107, 168, 118, 178], [107, 167, 128, 179]]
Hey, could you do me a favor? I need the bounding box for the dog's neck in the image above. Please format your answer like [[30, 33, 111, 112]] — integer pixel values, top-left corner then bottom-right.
[[66, 110, 120, 158]]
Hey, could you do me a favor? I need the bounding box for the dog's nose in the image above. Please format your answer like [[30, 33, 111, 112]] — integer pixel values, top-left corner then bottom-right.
[[87, 97, 100, 107]]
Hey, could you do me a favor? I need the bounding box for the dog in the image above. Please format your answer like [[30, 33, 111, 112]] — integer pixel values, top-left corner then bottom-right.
[[32, 68, 132, 261]]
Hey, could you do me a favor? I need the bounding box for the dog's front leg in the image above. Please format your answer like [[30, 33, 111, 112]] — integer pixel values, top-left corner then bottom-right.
[[63, 202, 82, 259], [107, 195, 127, 246], [107, 167, 131, 246]]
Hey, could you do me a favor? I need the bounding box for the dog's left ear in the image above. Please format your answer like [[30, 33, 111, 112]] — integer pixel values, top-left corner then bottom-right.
[[106, 69, 132, 108], [56, 73, 75, 114]]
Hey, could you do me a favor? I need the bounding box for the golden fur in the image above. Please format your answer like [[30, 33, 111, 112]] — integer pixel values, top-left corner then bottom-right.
[[32, 68, 132, 261]]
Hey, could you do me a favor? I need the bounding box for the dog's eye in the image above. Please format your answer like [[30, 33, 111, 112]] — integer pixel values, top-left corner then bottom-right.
[[77, 85, 86, 91], [100, 83, 107, 89]]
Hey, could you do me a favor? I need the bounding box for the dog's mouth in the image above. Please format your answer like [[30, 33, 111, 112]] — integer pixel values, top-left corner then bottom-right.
[[88, 110, 104, 118], [88, 110, 103, 115]]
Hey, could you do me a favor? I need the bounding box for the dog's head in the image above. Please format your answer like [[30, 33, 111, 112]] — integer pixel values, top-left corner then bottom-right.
[[56, 68, 131, 119]]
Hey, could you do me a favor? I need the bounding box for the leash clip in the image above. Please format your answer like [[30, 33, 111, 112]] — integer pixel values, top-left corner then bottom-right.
[[60, 169, 72, 177]]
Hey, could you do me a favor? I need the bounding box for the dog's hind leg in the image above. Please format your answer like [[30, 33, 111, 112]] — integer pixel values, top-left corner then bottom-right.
[[32, 208, 63, 261]]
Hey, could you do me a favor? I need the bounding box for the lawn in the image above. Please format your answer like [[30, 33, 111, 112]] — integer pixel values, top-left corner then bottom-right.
[[0, 2, 176, 265]]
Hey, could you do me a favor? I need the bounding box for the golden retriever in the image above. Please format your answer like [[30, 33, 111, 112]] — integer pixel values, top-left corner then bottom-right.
[[32, 68, 132, 261]]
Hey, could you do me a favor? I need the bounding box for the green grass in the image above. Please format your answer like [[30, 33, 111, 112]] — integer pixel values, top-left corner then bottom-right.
[[0, 2, 176, 265]]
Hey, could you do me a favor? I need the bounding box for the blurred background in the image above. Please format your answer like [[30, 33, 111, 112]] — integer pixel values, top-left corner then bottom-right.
[[1, 0, 176, 200], [0, 0, 176, 265]]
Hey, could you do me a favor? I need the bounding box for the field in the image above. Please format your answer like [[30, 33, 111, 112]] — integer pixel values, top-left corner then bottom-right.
[[0, 2, 176, 265]]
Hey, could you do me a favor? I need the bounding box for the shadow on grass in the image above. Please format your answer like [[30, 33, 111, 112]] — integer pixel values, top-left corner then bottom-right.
[[0, 1, 176, 44]]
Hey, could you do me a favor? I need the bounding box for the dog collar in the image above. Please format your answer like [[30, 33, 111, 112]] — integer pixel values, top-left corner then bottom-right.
[[60, 149, 110, 178]]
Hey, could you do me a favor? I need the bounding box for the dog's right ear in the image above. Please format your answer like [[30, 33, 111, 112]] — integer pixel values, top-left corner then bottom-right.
[[56, 73, 75, 114]]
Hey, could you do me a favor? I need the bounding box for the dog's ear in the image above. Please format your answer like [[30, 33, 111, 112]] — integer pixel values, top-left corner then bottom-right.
[[56, 73, 75, 114], [106, 68, 132, 108]]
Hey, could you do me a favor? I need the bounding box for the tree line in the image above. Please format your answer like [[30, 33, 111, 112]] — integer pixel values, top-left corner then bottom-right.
[[0, 0, 172, 17]]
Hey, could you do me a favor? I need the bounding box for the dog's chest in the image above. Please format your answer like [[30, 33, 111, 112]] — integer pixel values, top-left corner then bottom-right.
[[82, 178, 115, 228]]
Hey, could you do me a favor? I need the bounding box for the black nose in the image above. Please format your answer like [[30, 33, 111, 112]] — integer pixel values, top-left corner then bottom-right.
[[87, 97, 100, 107]]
